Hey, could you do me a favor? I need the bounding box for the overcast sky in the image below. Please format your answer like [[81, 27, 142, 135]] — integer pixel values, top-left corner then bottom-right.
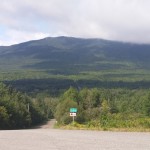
[[0, 0, 150, 45]]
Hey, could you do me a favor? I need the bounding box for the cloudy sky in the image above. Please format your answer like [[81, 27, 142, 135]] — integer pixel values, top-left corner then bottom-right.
[[0, 0, 150, 45]]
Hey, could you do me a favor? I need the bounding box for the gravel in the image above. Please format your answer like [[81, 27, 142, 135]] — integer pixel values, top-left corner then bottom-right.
[[0, 128, 150, 150]]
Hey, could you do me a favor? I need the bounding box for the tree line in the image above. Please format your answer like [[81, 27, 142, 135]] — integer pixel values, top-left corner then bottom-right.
[[5, 79, 150, 97]]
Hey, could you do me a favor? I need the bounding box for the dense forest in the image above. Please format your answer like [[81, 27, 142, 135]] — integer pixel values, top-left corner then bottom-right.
[[0, 82, 150, 130], [0, 83, 57, 129], [55, 87, 150, 130]]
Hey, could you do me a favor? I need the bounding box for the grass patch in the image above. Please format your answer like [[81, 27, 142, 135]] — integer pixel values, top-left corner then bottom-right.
[[56, 117, 150, 132]]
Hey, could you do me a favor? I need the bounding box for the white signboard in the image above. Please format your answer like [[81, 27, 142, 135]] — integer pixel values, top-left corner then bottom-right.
[[70, 113, 76, 116]]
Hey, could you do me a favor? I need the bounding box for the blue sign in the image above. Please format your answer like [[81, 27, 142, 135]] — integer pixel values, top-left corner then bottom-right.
[[70, 108, 77, 113]]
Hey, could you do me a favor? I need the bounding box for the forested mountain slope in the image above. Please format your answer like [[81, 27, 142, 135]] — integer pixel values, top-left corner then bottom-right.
[[0, 36, 150, 72], [1, 36, 150, 94]]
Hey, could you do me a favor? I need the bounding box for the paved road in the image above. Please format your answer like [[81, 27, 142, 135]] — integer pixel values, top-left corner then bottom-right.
[[0, 126, 150, 150]]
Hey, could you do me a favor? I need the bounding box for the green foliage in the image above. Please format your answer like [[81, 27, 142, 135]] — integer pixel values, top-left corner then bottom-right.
[[56, 87, 150, 130], [0, 83, 57, 129], [0, 106, 9, 128], [144, 94, 150, 116], [55, 99, 78, 124], [63, 87, 79, 103], [101, 100, 110, 115]]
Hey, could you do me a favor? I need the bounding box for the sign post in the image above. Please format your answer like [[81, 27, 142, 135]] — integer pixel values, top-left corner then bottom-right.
[[70, 108, 77, 124]]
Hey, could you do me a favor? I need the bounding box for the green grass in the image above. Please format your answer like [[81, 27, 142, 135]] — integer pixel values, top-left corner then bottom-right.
[[57, 117, 150, 132]]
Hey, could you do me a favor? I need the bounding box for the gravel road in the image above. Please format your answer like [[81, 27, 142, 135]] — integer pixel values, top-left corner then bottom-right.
[[0, 122, 150, 150], [33, 119, 56, 129]]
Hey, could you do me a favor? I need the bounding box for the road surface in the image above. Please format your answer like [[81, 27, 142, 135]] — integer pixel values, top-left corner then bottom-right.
[[0, 120, 150, 150], [32, 119, 56, 129]]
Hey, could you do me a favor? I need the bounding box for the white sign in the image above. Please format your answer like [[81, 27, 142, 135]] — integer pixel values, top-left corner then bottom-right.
[[70, 113, 76, 116]]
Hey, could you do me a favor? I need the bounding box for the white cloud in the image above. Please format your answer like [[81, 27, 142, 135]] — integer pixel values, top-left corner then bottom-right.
[[0, 29, 49, 46], [0, 0, 150, 45]]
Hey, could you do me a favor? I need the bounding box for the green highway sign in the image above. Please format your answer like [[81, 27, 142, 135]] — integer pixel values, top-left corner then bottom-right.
[[70, 108, 77, 113]]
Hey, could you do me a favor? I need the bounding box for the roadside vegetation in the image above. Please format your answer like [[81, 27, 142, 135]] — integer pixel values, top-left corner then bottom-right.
[[0, 83, 58, 129], [0, 82, 150, 131], [55, 87, 150, 131]]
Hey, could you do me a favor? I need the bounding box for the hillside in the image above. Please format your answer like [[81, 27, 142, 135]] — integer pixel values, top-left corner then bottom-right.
[[1, 36, 150, 94], [0, 36, 150, 72]]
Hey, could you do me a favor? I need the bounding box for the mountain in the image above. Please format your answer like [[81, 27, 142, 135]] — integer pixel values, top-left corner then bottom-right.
[[1, 36, 150, 72], [1, 36, 150, 94]]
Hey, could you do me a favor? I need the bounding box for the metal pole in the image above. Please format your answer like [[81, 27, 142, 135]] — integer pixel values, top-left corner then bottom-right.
[[73, 115, 74, 124]]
